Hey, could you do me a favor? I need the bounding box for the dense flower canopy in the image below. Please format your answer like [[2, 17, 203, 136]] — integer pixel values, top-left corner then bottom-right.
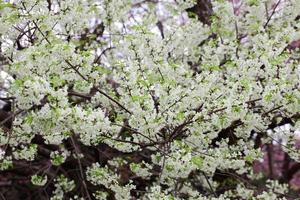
[[0, 0, 300, 199]]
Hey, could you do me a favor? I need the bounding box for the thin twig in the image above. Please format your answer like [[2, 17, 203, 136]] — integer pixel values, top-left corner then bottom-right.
[[70, 136, 92, 200], [264, 0, 281, 29], [32, 21, 51, 45], [202, 171, 217, 197]]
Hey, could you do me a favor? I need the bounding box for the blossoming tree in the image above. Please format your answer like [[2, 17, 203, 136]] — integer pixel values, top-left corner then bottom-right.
[[0, 0, 300, 199]]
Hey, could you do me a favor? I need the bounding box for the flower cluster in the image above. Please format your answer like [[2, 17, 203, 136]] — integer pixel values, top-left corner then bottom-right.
[[0, 0, 300, 199]]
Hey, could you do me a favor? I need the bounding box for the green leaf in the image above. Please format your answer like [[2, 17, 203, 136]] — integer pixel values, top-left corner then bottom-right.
[[264, 93, 273, 102], [232, 105, 241, 113], [247, 0, 259, 6], [131, 95, 146, 103], [50, 75, 65, 88], [25, 114, 34, 124], [176, 111, 185, 121], [13, 79, 23, 88], [0, 2, 13, 10], [191, 156, 204, 169], [31, 175, 47, 186], [245, 155, 254, 163], [130, 163, 140, 172], [240, 79, 250, 91], [166, 164, 174, 172]]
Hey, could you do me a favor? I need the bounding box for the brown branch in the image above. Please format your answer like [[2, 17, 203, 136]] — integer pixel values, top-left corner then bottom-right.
[[186, 0, 213, 25], [67, 91, 92, 100], [0, 109, 24, 127], [267, 144, 274, 179], [262, 105, 283, 117]]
